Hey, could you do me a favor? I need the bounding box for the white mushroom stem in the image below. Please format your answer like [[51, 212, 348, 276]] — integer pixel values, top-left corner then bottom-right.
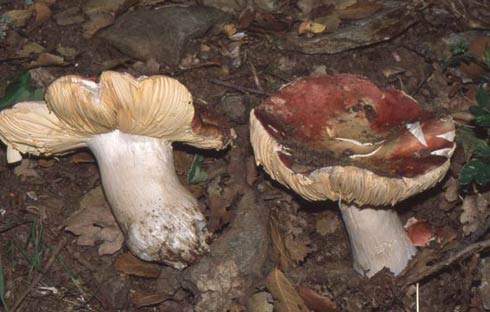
[[339, 203, 416, 277], [88, 130, 208, 269]]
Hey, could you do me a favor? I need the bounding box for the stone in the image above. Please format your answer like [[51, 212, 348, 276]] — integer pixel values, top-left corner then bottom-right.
[[100, 6, 229, 66]]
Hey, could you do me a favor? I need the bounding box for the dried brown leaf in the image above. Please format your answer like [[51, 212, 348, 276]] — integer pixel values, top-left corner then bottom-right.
[[129, 289, 170, 307], [444, 177, 460, 203], [284, 235, 311, 264], [65, 186, 124, 255], [71, 152, 95, 164], [31, 1, 54, 26], [266, 268, 309, 312], [297, 287, 338, 312], [336, 0, 383, 20], [270, 218, 291, 271], [3, 10, 33, 27], [114, 252, 161, 278], [29, 52, 66, 67]]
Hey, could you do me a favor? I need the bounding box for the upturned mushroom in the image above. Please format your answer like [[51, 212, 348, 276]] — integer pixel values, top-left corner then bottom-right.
[[0, 71, 234, 269], [250, 74, 455, 277]]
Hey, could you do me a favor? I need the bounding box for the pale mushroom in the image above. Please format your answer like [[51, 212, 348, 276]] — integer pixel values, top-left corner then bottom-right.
[[0, 71, 234, 269], [250, 74, 455, 277]]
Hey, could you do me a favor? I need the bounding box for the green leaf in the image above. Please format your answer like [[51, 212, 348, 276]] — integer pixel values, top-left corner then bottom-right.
[[483, 47, 490, 68], [0, 253, 7, 311], [476, 85, 490, 110], [0, 72, 44, 110], [460, 160, 485, 185], [186, 155, 208, 184], [469, 105, 488, 116], [475, 114, 490, 127], [476, 144, 490, 157], [456, 127, 488, 158]]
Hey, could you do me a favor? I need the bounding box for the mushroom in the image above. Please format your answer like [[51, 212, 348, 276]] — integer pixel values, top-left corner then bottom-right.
[[0, 71, 234, 269], [250, 74, 455, 277]]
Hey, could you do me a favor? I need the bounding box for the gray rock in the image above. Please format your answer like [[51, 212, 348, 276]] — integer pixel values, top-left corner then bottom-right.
[[279, 1, 418, 54], [99, 6, 229, 66], [96, 268, 130, 309], [183, 191, 271, 312], [219, 93, 248, 124], [202, 0, 247, 14]]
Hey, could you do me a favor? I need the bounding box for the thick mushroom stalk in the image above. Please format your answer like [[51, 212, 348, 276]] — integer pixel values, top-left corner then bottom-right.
[[340, 204, 416, 276], [250, 74, 455, 277], [0, 72, 234, 269]]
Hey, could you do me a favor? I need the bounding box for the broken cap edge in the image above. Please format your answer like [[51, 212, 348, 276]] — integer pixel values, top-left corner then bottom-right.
[[0, 101, 89, 163]]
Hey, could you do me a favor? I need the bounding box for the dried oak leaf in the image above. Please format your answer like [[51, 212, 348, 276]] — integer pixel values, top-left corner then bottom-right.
[[270, 218, 292, 271], [284, 235, 311, 264], [65, 186, 124, 255], [266, 268, 309, 312], [297, 287, 338, 312], [114, 252, 161, 278]]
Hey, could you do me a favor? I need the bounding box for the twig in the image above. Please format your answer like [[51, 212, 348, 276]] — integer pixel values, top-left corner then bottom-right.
[[249, 60, 263, 91], [210, 79, 271, 96], [11, 238, 67, 312], [400, 239, 490, 286]]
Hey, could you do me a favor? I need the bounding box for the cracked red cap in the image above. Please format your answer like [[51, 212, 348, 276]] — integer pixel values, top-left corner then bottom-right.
[[250, 74, 455, 206]]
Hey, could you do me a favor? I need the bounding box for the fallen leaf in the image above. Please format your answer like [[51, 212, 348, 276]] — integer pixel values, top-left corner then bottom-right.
[[82, 0, 137, 38], [114, 252, 161, 278], [313, 14, 341, 33], [2, 10, 32, 27], [37, 158, 55, 168], [223, 23, 238, 37], [297, 287, 338, 312], [129, 289, 170, 307], [444, 177, 460, 203], [298, 20, 326, 35], [16, 41, 45, 58], [266, 268, 309, 312], [460, 193, 490, 236], [71, 152, 95, 164], [270, 218, 291, 271], [336, 0, 383, 20], [284, 235, 311, 264], [56, 46, 79, 59], [31, 0, 55, 27], [53, 7, 85, 26], [65, 186, 124, 255], [247, 292, 274, 312], [29, 52, 66, 67], [0, 72, 44, 110]]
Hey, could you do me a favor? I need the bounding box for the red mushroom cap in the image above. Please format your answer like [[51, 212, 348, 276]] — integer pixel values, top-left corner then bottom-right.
[[250, 74, 455, 206]]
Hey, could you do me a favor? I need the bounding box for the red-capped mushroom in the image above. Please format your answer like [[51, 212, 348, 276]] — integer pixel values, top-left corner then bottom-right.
[[250, 74, 455, 277]]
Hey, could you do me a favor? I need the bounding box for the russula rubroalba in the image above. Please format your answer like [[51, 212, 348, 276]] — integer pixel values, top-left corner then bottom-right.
[[250, 74, 455, 277], [0, 71, 234, 269]]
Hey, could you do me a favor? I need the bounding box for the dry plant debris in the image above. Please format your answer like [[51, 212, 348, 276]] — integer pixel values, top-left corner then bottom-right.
[[114, 252, 161, 278], [460, 193, 490, 236], [65, 186, 124, 255], [265, 268, 309, 312]]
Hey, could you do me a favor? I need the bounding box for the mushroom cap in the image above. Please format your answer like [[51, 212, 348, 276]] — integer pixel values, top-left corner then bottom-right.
[[0, 71, 233, 158], [250, 74, 456, 206]]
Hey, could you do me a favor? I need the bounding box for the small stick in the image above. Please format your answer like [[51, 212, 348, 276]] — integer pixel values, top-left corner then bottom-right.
[[400, 239, 490, 286], [11, 238, 67, 312], [210, 79, 271, 96], [249, 60, 263, 91]]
